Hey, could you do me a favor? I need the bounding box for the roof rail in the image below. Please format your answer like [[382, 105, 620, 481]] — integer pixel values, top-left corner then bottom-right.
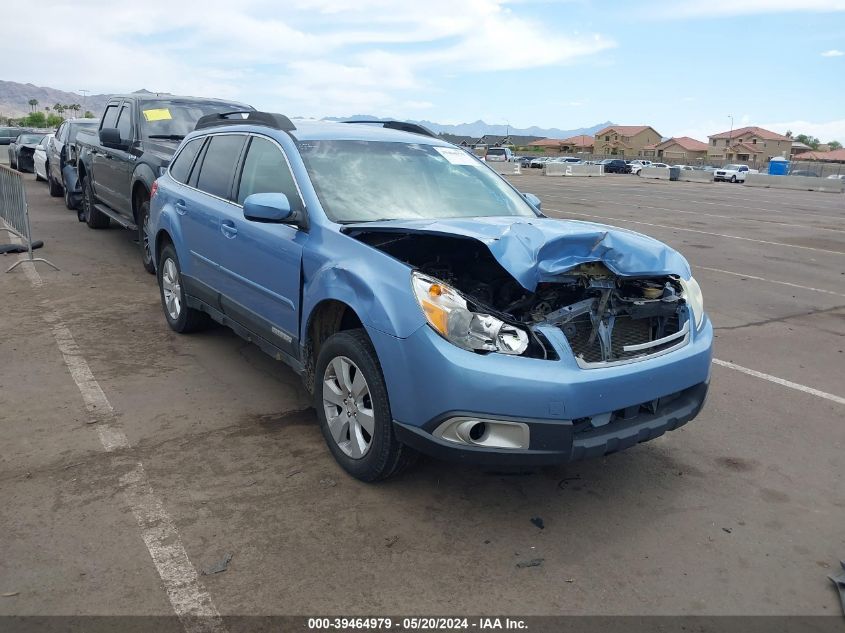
[[194, 111, 296, 132], [342, 119, 436, 138]]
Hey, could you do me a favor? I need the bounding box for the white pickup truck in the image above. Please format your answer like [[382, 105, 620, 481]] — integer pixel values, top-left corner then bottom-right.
[[714, 164, 757, 183]]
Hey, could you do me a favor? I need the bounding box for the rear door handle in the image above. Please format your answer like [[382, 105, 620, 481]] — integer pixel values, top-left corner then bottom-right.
[[174, 199, 187, 215], [220, 220, 238, 239]]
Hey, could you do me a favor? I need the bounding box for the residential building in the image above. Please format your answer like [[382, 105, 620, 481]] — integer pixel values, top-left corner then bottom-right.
[[791, 141, 813, 156], [707, 126, 791, 164], [643, 136, 709, 161], [792, 148, 845, 162], [592, 125, 662, 157], [560, 134, 594, 154], [471, 134, 542, 150]]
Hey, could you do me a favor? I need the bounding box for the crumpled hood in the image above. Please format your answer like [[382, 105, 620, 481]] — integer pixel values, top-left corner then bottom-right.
[[345, 216, 691, 291]]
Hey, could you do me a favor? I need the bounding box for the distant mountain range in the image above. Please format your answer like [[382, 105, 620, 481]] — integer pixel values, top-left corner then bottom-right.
[[0, 81, 119, 117], [324, 116, 615, 140], [1, 81, 612, 139]]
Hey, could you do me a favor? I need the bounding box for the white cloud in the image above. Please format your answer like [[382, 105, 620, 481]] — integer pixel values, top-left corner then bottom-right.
[[759, 119, 845, 144], [821, 49, 845, 57], [673, 118, 845, 144], [664, 0, 845, 18], [0, 0, 614, 117]]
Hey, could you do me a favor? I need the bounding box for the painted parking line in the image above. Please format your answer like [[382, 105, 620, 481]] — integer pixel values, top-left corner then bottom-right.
[[696, 266, 845, 298], [543, 207, 845, 256], [8, 243, 226, 633], [713, 359, 845, 406]]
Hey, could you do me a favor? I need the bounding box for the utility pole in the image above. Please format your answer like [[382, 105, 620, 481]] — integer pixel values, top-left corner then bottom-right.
[[727, 114, 734, 162], [80, 89, 90, 112]]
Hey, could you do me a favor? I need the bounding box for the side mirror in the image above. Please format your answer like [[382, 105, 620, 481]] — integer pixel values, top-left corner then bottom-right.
[[243, 192, 294, 223], [99, 127, 126, 149], [522, 192, 541, 211]]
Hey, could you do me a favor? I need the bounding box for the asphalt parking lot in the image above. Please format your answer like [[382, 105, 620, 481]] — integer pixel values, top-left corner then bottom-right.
[[2, 160, 844, 621]]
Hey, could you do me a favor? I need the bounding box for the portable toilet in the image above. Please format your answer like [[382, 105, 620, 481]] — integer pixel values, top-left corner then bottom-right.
[[768, 156, 789, 176]]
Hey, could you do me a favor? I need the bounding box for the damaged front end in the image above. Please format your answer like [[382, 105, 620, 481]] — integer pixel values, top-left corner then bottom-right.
[[350, 230, 693, 367]]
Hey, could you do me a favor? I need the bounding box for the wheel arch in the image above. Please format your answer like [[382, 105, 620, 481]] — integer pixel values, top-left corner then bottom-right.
[[302, 299, 365, 394]]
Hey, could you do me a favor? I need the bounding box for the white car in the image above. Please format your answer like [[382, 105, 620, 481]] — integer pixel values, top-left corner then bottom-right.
[[714, 164, 757, 183], [32, 133, 53, 182], [629, 159, 652, 175], [651, 162, 670, 169], [485, 147, 513, 162], [826, 174, 845, 180]]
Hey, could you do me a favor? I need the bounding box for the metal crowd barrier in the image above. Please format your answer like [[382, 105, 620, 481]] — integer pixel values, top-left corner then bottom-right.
[[0, 164, 59, 273]]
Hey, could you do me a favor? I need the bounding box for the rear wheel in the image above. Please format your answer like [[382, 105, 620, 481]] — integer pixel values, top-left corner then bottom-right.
[[81, 176, 110, 229], [34, 167, 44, 182], [315, 330, 417, 481], [138, 199, 155, 274], [47, 163, 63, 197], [157, 244, 209, 333]]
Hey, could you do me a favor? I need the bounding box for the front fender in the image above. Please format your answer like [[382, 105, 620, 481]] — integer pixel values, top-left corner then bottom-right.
[[301, 254, 426, 341]]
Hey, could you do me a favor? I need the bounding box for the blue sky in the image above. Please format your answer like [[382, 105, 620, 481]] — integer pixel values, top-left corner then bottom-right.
[[5, 0, 845, 141]]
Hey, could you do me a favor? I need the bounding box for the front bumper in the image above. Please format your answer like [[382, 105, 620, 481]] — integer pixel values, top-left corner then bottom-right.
[[394, 380, 708, 465], [369, 314, 713, 465]]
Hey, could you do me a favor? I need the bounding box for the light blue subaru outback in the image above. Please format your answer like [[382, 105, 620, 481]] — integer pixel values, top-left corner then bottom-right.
[[149, 112, 712, 481]]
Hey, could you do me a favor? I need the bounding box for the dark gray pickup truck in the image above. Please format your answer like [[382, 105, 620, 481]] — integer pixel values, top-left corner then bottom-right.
[[76, 94, 250, 272]]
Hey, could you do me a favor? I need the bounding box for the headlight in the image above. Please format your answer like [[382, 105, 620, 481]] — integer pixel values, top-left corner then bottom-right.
[[681, 276, 704, 329], [411, 272, 529, 355]]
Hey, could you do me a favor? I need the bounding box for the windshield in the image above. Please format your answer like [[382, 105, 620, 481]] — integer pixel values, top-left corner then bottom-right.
[[18, 134, 44, 144], [139, 100, 247, 139], [724, 164, 742, 170], [297, 140, 537, 223], [68, 122, 97, 143]]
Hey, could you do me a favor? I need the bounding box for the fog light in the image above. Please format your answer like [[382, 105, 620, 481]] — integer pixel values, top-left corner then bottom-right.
[[434, 417, 529, 450]]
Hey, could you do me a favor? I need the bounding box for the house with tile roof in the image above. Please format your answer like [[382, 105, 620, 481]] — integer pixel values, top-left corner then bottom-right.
[[792, 148, 845, 162], [593, 125, 662, 157], [707, 126, 791, 164], [643, 136, 709, 162], [560, 134, 594, 154]]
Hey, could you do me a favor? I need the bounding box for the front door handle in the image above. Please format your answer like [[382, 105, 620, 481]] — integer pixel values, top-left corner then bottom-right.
[[220, 220, 238, 239], [174, 199, 187, 215]]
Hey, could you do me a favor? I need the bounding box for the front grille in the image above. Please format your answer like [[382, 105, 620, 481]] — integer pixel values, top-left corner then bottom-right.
[[571, 388, 685, 436], [562, 312, 683, 365]]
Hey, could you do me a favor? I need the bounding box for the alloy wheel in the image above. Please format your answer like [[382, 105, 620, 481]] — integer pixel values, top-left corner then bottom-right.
[[161, 258, 182, 320], [322, 356, 374, 459]]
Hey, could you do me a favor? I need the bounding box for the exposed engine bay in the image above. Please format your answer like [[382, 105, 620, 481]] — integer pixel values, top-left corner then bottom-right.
[[353, 231, 690, 364]]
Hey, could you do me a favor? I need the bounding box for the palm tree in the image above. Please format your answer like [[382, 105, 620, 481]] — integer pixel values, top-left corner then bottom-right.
[[28, 98, 38, 112], [71, 104, 81, 115], [54, 103, 64, 114]]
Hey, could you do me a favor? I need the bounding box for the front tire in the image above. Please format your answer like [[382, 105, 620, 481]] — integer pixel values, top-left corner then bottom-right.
[[730, 175, 737, 183], [81, 176, 110, 228], [64, 184, 77, 210], [138, 199, 155, 274], [34, 168, 44, 182], [315, 330, 416, 482], [157, 244, 209, 333]]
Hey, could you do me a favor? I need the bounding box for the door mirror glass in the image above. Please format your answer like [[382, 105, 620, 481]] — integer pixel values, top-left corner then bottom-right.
[[243, 192, 293, 223], [522, 192, 541, 210]]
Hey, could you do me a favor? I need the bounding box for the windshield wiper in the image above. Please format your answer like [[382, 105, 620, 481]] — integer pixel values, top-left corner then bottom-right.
[[147, 134, 185, 140]]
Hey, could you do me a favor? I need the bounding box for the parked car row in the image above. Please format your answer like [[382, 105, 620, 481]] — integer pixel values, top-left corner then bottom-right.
[[28, 99, 713, 481]]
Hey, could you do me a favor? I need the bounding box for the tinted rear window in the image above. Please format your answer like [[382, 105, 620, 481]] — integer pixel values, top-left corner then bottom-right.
[[68, 121, 97, 143], [196, 135, 245, 200], [487, 149, 506, 156], [169, 137, 205, 184]]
